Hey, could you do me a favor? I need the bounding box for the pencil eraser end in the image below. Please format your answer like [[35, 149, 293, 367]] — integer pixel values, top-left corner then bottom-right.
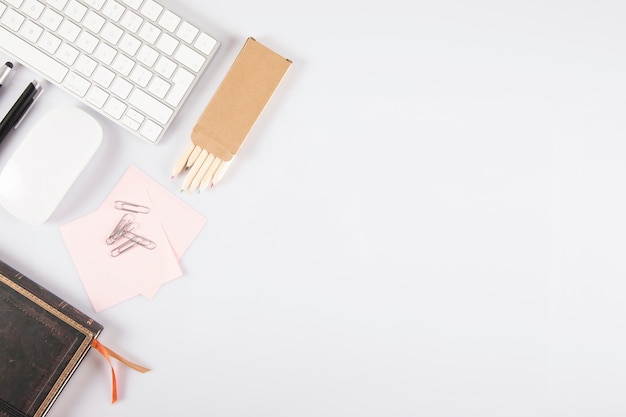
[[0, 106, 102, 225]]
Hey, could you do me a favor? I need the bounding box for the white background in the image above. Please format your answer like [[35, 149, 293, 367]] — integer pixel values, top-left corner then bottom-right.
[[1, 0, 625, 416]]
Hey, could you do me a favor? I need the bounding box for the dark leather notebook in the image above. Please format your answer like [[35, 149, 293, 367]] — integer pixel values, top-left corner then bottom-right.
[[0, 259, 102, 417]]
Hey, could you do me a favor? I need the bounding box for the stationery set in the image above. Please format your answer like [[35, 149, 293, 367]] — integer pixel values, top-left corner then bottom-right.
[[0, 25, 292, 415]]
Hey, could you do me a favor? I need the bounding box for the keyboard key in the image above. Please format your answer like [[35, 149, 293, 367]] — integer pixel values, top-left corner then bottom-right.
[[156, 32, 177, 55], [139, 119, 162, 142], [102, 0, 125, 21], [64, 71, 91, 97], [20, 20, 43, 43], [38, 31, 61, 53], [22, 0, 45, 20], [94, 42, 117, 64], [111, 53, 134, 75], [57, 43, 78, 65], [58, 19, 80, 42], [174, 44, 205, 72], [84, 0, 105, 9], [126, 108, 144, 124], [83, 11, 105, 32], [195, 33, 217, 55], [92, 65, 114, 87], [122, 0, 142, 10], [40, 8, 62, 30], [86, 85, 108, 107], [121, 114, 140, 130], [129, 64, 151, 86], [154, 55, 175, 77], [119, 9, 141, 32], [176, 21, 197, 43], [46, 0, 67, 11], [147, 75, 169, 98], [76, 31, 99, 53], [119, 32, 140, 55], [104, 96, 126, 119], [136, 44, 158, 66], [140, 0, 162, 21], [138, 21, 160, 44], [158, 10, 180, 32], [110, 76, 132, 98], [129, 88, 172, 124], [75, 54, 97, 76], [2, 9, 25, 31], [101, 21, 123, 44], [165, 67, 193, 107], [65, 0, 87, 22]]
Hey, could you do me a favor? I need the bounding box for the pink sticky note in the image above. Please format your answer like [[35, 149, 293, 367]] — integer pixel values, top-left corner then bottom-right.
[[115, 166, 206, 260], [60, 166, 206, 312]]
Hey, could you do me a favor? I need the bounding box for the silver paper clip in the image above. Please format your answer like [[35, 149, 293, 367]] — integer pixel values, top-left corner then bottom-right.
[[110, 232, 157, 257], [111, 238, 138, 257], [123, 231, 157, 250], [114, 200, 150, 214], [106, 213, 135, 244], [108, 203, 156, 257]]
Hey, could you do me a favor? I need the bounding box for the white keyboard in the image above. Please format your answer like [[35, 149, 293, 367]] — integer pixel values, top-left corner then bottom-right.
[[0, 0, 219, 143]]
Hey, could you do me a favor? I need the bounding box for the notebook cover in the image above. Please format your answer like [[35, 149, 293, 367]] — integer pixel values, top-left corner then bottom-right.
[[0, 259, 102, 417]]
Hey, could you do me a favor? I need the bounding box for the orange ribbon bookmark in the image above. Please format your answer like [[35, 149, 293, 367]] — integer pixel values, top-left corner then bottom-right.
[[91, 339, 151, 403]]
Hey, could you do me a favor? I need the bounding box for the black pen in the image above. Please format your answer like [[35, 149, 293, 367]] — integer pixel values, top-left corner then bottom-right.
[[0, 62, 13, 90], [0, 79, 41, 146]]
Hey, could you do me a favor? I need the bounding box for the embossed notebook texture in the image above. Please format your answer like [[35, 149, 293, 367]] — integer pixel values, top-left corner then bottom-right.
[[0, 259, 102, 417]]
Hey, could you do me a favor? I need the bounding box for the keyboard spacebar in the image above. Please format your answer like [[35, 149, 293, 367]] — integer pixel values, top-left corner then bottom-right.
[[0, 27, 68, 84]]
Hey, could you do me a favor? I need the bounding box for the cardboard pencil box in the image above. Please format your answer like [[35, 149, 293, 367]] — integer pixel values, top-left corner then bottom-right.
[[191, 36, 292, 162]]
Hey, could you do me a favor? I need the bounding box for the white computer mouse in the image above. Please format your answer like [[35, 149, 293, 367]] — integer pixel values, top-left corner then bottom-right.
[[0, 106, 102, 225]]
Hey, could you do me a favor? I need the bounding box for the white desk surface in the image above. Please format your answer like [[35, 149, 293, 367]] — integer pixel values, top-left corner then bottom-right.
[[0, 0, 625, 415]]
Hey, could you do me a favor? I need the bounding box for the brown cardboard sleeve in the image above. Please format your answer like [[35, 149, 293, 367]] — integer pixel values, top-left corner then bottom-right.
[[191, 37, 292, 161]]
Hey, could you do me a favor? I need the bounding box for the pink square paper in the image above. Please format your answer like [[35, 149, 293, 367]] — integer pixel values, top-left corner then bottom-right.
[[60, 166, 206, 311]]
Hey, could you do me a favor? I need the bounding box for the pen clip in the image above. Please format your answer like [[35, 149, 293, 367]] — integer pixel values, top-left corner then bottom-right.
[[13, 81, 42, 129]]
